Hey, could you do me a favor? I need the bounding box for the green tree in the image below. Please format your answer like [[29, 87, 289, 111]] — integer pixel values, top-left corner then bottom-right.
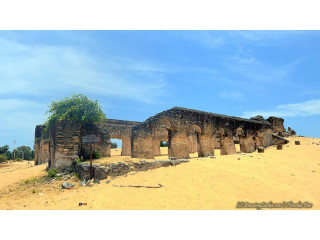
[[5, 151, 13, 160], [160, 141, 169, 147], [0, 145, 9, 154], [45, 94, 106, 131], [0, 154, 7, 163], [0, 145, 12, 160], [16, 146, 34, 160], [111, 142, 118, 149]]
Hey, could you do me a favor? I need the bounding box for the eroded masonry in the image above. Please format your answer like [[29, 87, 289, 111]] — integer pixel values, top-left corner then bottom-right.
[[35, 107, 291, 169]]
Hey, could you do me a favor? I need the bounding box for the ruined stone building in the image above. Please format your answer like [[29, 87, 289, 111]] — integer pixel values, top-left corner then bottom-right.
[[34, 107, 289, 169]]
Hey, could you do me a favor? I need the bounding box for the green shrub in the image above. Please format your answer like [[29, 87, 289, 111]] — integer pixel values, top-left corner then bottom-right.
[[0, 154, 7, 163], [74, 158, 81, 164], [48, 168, 57, 178], [44, 94, 106, 132], [92, 150, 100, 159]]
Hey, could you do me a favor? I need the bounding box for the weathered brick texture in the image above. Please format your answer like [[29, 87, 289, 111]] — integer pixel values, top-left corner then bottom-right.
[[35, 107, 286, 170], [34, 125, 49, 165], [132, 107, 274, 159]]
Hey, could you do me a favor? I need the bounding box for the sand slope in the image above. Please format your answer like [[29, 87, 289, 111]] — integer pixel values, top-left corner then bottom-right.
[[0, 161, 47, 190], [0, 136, 319, 210]]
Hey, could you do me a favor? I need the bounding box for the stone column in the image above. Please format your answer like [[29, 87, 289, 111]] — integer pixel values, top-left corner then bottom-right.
[[198, 134, 215, 157], [105, 140, 111, 157], [255, 129, 272, 148], [153, 139, 161, 156], [188, 133, 198, 154], [220, 135, 236, 155], [170, 130, 190, 159], [261, 129, 273, 147], [121, 137, 132, 156], [132, 129, 154, 159], [240, 135, 256, 153]]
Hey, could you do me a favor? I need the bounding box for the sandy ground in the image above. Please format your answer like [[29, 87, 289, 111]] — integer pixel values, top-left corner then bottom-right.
[[0, 161, 47, 190], [0, 136, 320, 210]]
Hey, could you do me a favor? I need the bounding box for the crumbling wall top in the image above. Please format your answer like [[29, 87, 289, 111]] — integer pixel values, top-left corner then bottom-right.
[[133, 107, 271, 132]]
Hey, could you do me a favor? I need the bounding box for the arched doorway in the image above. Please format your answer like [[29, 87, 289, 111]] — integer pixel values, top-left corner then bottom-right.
[[153, 117, 173, 159]]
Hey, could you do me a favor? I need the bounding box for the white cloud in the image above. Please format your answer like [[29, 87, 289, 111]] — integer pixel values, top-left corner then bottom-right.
[[0, 37, 167, 104], [0, 36, 169, 148], [242, 99, 320, 118]]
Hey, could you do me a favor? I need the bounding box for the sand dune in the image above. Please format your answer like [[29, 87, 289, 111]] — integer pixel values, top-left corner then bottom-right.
[[0, 136, 320, 210]]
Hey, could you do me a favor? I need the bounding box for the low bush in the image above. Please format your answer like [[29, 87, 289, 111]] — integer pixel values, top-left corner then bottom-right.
[[48, 168, 57, 178], [92, 150, 101, 159], [0, 154, 6, 163]]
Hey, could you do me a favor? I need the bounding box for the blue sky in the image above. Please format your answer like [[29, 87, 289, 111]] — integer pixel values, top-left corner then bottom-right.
[[1, 30, 320, 150]]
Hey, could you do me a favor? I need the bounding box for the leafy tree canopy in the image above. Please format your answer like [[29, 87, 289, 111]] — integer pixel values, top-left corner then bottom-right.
[[45, 94, 106, 131], [0, 145, 9, 154], [111, 142, 118, 149], [160, 141, 169, 147], [0, 145, 34, 160], [16, 146, 35, 160]]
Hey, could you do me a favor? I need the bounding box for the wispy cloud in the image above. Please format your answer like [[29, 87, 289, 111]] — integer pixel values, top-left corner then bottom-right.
[[229, 31, 309, 43], [219, 91, 244, 101], [0, 98, 47, 147], [0, 36, 169, 148], [301, 90, 320, 96], [242, 99, 320, 118], [0, 37, 167, 104], [225, 55, 304, 85]]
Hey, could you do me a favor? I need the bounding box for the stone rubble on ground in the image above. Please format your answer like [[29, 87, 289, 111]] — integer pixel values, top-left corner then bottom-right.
[[61, 182, 75, 189], [73, 159, 190, 181], [80, 179, 86, 187]]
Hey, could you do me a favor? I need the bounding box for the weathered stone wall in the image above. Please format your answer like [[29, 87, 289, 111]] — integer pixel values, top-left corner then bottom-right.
[[80, 122, 111, 158], [36, 107, 286, 169], [98, 119, 140, 156], [267, 116, 286, 133], [272, 134, 289, 145], [34, 125, 49, 165], [45, 119, 140, 170], [49, 121, 81, 170], [132, 107, 273, 159], [75, 159, 189, 181], [153, 128, 169, 156]]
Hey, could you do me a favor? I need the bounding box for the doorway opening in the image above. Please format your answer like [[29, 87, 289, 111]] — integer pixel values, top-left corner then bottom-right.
[[214, 134, 222, 156], [233, 136, 241, 153], [160, 140, 169, 155], [110, 138, 122, 156], [154, 129, 171, 160]]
